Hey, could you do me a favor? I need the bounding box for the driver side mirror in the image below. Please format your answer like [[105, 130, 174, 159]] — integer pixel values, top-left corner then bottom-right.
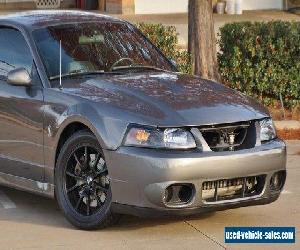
[[7, 68, 32, 87]]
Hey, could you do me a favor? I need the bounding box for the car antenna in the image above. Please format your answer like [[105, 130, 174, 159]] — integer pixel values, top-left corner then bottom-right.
[[59, 40, 63, 90]]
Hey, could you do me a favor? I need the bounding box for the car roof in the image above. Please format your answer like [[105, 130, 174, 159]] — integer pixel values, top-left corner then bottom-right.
[[0, 10, 122, 30]]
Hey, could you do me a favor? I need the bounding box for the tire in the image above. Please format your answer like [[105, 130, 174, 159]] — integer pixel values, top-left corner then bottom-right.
[[55, 130, 120, 230]]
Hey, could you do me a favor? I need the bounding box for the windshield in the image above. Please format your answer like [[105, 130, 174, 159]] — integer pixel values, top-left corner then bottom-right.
[[32, 22, 174, 79]]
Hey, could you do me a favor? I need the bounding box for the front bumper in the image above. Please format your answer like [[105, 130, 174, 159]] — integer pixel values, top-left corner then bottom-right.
[[104, 139, 286, 216]]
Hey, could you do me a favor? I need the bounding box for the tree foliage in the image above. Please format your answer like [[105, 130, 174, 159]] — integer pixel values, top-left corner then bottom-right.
[[136, 23, 192, 74], [218, 21, 300, 108]]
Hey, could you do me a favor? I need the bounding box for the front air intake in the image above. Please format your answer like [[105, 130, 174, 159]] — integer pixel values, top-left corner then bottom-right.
[[202, 175, 266, 203]]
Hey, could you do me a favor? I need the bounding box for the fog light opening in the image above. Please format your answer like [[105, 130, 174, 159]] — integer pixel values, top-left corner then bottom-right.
[[163, 184, 194, 206], [178, 185, 193, 203], [164, 186, 173, 203], [270, 171, 286, 192]]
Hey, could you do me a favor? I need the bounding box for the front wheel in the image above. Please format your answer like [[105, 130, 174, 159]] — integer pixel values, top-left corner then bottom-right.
[[55, 130, 119, 230]]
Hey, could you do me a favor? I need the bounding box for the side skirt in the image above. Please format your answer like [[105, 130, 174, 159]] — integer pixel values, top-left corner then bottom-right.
[[0, 172, 55, 198]]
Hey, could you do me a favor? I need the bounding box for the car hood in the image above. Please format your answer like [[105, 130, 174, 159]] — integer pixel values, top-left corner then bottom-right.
[[60, 72, 269, 126]]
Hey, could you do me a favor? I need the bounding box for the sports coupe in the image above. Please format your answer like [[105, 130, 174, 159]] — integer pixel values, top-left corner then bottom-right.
[[0, 11, 286, 229]]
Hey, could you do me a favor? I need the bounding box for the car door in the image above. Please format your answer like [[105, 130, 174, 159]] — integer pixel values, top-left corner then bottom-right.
[[0, 27, 44, 181]]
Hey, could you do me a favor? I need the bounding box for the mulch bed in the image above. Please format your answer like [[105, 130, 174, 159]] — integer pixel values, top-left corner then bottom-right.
[[268, 105, 300, 140], [269, 106, 300, 121], [277, 128, 300, 140]]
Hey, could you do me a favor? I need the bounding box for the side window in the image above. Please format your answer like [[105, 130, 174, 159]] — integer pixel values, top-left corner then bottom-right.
[[0, 28, 34, 79]]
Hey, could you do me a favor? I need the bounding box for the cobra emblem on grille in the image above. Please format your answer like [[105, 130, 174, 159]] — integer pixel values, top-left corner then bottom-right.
[[200, 122, 250, 152], [221, 131, 238, 151], [228, 133, 236, 145]]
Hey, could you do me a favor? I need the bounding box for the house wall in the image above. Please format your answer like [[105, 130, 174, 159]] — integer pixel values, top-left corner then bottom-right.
[[135, 0, 283, 14], [0, 0, 77, 9], [0, 0, 35, 10], [0, 0, 284, 13], [106, 0, 135, 14], [243, 0, 283, 10]]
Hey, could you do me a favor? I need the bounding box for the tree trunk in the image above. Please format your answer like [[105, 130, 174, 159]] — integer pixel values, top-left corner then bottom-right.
[[188, 0, 195, 56], [98, 0, 106, 11], [188, 0, 221, 82]]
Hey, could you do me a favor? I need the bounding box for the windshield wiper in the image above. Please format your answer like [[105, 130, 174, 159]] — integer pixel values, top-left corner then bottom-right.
[[111, 65, 168, 73], [49, 70, 119, 80], [49, 66, 168, 80]]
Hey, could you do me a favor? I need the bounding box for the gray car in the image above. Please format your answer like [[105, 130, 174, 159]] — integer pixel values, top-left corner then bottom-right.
[[0, 11, 286, 230]]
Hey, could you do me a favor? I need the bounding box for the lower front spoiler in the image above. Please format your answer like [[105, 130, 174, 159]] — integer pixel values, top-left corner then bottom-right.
[[111, 194, 280, 218]]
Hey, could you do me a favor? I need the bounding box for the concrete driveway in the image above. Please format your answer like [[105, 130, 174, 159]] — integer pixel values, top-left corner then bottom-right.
[[0, 141, 299, 250]]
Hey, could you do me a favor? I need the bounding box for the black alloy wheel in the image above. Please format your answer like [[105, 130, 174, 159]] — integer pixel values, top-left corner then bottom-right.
[[65, 144, 109, 216], [55, 130, 119, 230]]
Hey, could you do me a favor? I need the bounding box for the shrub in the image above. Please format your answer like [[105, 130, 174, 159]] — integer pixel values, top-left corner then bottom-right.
[[136, 23, 192, 74], [137, 21, 300, 108], [218, 21, 300, 108]]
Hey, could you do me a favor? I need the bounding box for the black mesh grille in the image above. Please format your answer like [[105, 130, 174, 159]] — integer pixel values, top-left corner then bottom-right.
[[199, 121, 257, 152]]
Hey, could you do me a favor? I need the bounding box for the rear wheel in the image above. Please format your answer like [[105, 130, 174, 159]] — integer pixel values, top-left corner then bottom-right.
[[55, 130, 119, 230]]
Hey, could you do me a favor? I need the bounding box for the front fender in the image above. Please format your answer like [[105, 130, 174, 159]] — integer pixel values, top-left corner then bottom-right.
[[43, 91, 129, 184], [54, 104, 129, 151]]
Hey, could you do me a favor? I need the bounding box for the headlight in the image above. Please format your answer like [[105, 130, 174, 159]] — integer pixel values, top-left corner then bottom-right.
[[124, 126, 197, 149], [260, 118, 276, 142]]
